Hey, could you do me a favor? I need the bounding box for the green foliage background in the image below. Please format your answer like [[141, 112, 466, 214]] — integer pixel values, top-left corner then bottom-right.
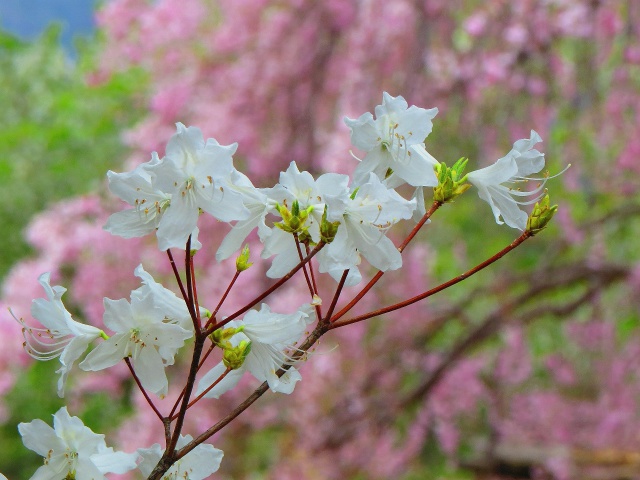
[[0, 25, 145, 281], [0, 26, 145, 478]]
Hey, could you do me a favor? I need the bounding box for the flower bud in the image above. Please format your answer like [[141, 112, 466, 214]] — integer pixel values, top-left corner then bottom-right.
[[320, 207, 340, 243], [222, 340, 252, 370], [210, 326, 244, 349], [433, 157, 471, 203], [236, 245, 253, 272], [274, 201, 314, 235], [526, 194, 558, 234]]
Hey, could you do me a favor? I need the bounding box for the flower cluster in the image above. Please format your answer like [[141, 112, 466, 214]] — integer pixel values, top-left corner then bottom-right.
[[7, 93, 559, 480]]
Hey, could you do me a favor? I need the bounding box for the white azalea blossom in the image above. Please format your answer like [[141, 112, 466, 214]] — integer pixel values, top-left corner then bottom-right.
[[104, 152, 172, 240], [197, 304, 313, 397], [105, 123, 249, 250], [345, 92, 439, 187], [133, 264, 196, 332], [11, 272, 103, 397], [261, 162, 350, 278], [148, 123, 250, 250], [466, 130, 546, 230], [137, 435, 223, 480], [317, 173, 416, 285], [267, 161, 350, 241], [79, 288, 192, 397], [216, 170, 277, 262], [18, 407, 137, 480]]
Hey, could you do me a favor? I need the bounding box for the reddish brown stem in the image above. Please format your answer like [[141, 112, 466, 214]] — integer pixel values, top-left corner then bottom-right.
[[189, 251, 202, 326], [166, 335, 206, 458], [330, 201, 442, 323], [209, 271, 240, 322], [305, 243, 320, 296], [171, 367, 232, 419], [330, 231, 532, 329], [184, 236, 200, 332], [167, 249, 189, 304], [294, 234, 315, 298], [168, 341, 218, 419], [205, 241, 325, 334], [324, 269, 349, 324], [125, 357, 163, 422]]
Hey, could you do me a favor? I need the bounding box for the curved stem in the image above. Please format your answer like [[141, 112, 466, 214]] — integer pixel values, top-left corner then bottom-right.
[[330, 231, 532, 329], [175, 323, 329, 461], [205, 241, 325, 334], [125, 358, 163, 422], [330, 201, 442, 323]]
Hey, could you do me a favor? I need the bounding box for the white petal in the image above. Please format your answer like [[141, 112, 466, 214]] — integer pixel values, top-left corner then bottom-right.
[[91, 449, 138, 474], [156, 191, 199, 250], [18, 419, 63, 457], [271, 367, 302, 394], [344, 112, 379, 151], [134, 347, 169, 396], [104, 209, 159, 239], [79, 334, 129, 371], [102, 298, 133, 333]]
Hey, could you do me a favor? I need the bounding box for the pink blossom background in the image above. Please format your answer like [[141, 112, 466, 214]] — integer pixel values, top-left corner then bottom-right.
[[2, 1, 640, 479]]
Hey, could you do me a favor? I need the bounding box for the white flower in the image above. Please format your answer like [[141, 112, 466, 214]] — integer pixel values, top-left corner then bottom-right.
[[18, 407, 137, 480], [11, 272, 102, 397], [268, 161, 350, 240], [317, 173, 416, 285], [345, 92, 439, 187], [133, 264, 195, 332], [104, 152, 172, 240], [261, 162, 350, 278], [197, 304, 313, 397], [148, 123, 250, 250], [137, 435, 223, 480], [79, 288, 192, 398], [466, 130, 546, 230], [215, 170, 276, 262]]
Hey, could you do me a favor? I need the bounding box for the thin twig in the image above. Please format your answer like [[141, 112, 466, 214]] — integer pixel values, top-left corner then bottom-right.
[[125, 358, 163, 422], [189, 251, 202, 325], [324, 269, 349, 324], [172, 367, 232, 417], [210, 271, 240, 320], [330, 231, 531, 329], [294, 234, 315, 298], [167, 249, 189, 303], [330, 201, 442, 323], [205, 241, 325, 334]]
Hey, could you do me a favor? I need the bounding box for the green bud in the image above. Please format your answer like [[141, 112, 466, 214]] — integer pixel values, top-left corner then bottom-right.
[[222, 340, 252, 370], [291, 199, 300, 217], [320, 207, 340, 243], [298, 230, 312, 244], [274, 201, 314, 235], [433, 158, 471, 203], [210, 325, 244, 349], [526, 194, 558, 234], [236, 244, 253, 272]]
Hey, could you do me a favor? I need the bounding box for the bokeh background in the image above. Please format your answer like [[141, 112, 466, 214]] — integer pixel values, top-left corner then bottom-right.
[[1, 1, 639, 479]]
